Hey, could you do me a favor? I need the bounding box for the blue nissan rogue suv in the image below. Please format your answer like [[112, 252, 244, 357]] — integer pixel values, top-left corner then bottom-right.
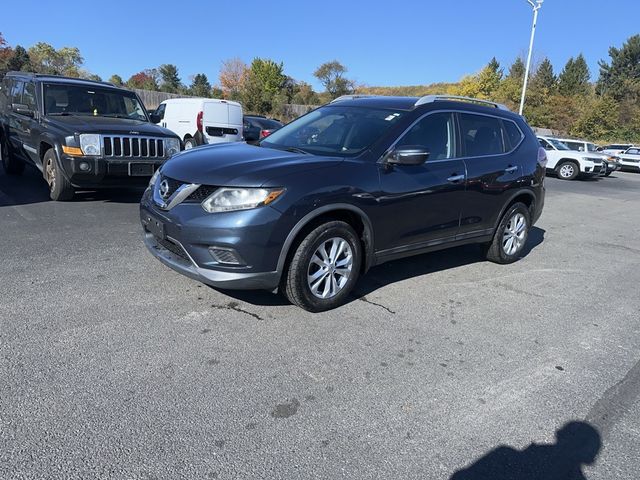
[[140, 95, 546, 311]]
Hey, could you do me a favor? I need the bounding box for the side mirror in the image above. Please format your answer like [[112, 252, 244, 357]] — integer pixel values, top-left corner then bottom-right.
[[386, 145, 430, 165], [12, 103, 34, 117], [149, 113, 160, 124]]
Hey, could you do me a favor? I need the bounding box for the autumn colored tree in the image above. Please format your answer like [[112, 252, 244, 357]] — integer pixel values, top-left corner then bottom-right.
[[219, 58, 248, 100], [127, 71, 159, 90]]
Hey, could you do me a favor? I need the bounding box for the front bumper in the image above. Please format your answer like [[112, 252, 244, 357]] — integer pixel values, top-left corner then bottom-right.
[[60, 154, 167, 187], [139, 189, 291, 290]]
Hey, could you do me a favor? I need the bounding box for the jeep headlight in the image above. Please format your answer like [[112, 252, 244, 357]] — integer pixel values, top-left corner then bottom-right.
[[79, 134, 101, 156], [165, 138, 180, 157], [201, 187, 284, 213]]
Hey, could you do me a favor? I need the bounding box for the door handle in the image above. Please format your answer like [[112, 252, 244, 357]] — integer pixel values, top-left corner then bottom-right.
[[447, 174, 465, 183], [504, 165, 518, 174]]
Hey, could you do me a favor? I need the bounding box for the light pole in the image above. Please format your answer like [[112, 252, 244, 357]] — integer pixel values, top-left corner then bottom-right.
[[519, 0, 544, 116]]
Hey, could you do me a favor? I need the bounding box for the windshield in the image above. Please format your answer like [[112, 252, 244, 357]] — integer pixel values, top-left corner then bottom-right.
[[261, 105, 406, 156], [548, 138, 570, 150], [44, 83, 148, 121]]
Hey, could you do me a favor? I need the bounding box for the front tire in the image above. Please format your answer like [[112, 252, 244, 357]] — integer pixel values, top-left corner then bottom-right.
[[485, 202, 531, 264], [556, 161, 579, 180], [43, 149, 74, 201], [1, 135, 25, 175], [283, 221, 362, 312]]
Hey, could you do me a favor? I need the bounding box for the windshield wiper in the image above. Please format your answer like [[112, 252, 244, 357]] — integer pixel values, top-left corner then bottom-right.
[[283, 146, 311, 155]]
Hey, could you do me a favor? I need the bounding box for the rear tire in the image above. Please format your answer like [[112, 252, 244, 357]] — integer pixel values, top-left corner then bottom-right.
[[282, 221, 362, 312], [605, 170, 613, 177], [184, 137, 197, 150], [1, 135, 25, 175], [43, 149, 74, 201], [485, 202, 531, 264], [556, 161, 579, 180]]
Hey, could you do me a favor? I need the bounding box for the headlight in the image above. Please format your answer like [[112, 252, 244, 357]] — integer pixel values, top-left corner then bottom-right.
[[79, 134, 101, 156], [165, 138, 180, 157], [149, 169, 160, 187], [201, 187, 285, 213]]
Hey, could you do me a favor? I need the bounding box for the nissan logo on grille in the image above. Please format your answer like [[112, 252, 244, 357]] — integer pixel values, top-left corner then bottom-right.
[[159, 179, 171, 200]]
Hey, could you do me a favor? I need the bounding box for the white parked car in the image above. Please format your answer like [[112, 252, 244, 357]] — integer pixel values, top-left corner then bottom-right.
[[556, 137, 621, 177], [150, 98, 243, 149], [537, 136, 604, 180], [618, 146, 640, 172], [598, 143, 634, 156]]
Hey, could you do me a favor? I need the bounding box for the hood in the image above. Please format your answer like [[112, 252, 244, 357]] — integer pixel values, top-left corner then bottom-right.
[[43, 115, 176, 137], [160, 143, 343, 187]]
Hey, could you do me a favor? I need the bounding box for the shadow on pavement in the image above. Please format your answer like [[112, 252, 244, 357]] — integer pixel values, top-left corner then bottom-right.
[[0, 166, 145, 206], [449, 421, 601, 480], [223, 227, 545, 308]]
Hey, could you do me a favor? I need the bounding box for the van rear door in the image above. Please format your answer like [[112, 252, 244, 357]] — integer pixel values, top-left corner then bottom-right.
[[202, 101, 243, 144]]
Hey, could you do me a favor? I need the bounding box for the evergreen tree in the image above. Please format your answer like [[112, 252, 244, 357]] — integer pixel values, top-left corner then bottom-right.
[[508, 57, 526, 80], [189, 73, 212, 97], [6, 45, 30, 72], [558, 54, 590, 96], [158, 64, 181, 93], [108, 74, 124, 86], [533, 58, 557, 92], [596, 34, 640, 102]]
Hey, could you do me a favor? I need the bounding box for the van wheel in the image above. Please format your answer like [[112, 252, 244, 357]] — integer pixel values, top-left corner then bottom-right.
[[556, 161, 579, 180], [485, 202, 531, 264], [283, 221, 362, 312], [43, 149, 74, 201], [1, 135, 25, 175], [184, 138, 197, 150]]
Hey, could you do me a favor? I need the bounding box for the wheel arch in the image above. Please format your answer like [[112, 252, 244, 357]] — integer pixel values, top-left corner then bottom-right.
[[494, 189, 537, 232], [276, 204, 375, 276]]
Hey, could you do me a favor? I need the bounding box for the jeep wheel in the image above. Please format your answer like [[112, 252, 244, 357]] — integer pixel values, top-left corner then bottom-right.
[[0, 135, 25, 175], [556, 161, 579, 180], [283, 221, 361, 312], [184, 138, 197, 150], [43, 149, 74, 201], [485, 202, 531, 264]]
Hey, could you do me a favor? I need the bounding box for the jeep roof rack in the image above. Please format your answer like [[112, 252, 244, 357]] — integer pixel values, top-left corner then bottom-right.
[[415, 95, 510, 111], [330, 94, 380, 103], [7, 71, 115, 87]]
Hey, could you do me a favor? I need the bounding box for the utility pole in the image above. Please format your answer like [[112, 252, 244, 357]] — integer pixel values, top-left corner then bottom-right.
[[519, 0, 544, 116]]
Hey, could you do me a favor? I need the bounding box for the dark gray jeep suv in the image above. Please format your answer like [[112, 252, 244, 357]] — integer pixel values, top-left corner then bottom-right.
[[140, 95, 546, 311]]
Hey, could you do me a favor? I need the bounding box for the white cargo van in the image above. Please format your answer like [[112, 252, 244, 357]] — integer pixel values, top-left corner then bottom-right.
[[151, 98, 243, 149]]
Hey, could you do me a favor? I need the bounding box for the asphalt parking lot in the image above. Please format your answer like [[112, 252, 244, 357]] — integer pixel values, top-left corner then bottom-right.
[[1, 167, 639, 479]]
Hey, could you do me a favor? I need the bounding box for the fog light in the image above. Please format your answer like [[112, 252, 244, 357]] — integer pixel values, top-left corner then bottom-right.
[[79, 161, 91, 172], [209, 247, 244, 265]]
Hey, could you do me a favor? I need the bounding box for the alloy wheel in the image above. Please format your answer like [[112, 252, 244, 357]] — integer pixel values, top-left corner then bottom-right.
[[45, 156, 56, 192], [307, 237, 353, 299], [559, 164, 575, 178], [502, 212, 527, 256]]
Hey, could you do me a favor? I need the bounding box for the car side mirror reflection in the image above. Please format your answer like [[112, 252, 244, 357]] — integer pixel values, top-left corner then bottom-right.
[[386, 146, 430, 165]]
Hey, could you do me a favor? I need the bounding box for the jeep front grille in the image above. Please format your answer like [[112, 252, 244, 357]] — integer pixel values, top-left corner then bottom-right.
[[103, 136, 165, 158]]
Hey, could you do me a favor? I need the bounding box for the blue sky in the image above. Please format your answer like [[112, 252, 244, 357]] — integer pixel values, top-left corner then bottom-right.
[[2, 0, 639, 89]]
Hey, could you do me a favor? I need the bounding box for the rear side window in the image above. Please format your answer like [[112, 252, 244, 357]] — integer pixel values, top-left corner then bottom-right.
[[503, 120, 524, 150], [396, 112, 455, 160], [459, 113, 505, 157], [564, 141, 584, 151]]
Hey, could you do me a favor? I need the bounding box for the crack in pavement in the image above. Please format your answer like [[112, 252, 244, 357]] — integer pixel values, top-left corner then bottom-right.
[[356, 295, 396, 314], [211, 302, 264, 321]]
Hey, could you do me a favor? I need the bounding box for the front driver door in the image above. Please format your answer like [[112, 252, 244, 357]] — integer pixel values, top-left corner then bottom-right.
[[375, 112, 465, 255]]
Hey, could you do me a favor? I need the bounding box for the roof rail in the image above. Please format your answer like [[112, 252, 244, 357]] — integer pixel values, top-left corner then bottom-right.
[[415, 95, 510, 111], [28, 72, 115, 87], [330, 94, 379, 103]]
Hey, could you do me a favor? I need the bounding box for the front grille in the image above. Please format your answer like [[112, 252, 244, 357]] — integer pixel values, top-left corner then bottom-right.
[[159, 176, 183, 198], [156, 236, 190, 262], [186, 185, 218, 202], [103, 136, 165, 158]]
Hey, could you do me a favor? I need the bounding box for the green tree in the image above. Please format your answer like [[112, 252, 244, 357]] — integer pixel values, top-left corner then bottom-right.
[[532, 58, 557, 92], [571, 96, 620, 140], [494, 57, 526, 109], [108, 74, 124, 86], [596, 34, 640, 103], [558, 54, 590, 96], [292, 81, 319, 105], [0, 33, 13, 78], [159, 64, 181, 93], [241, 58, 287, 114], [27, 42, 84, 76], [313, 60, 354, 99], [508, 57, 526, 81], [189, 73, 212, 97]]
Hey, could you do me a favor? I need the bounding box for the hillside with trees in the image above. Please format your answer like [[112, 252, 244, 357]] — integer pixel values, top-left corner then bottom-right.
[[1, 33, 638, 143]]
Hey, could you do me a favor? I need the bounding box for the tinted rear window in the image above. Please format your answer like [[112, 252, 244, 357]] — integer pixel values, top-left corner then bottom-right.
[[459, 113, 505, 156]]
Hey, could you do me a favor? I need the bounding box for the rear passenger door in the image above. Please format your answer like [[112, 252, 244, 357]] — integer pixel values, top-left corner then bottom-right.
[[457, 112, 524, 238]]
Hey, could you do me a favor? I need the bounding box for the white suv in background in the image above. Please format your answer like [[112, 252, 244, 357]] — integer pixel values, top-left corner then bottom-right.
[[537, 136, 604, 180], [557, 137, 621, 177], [618, 146, 640, 172]]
